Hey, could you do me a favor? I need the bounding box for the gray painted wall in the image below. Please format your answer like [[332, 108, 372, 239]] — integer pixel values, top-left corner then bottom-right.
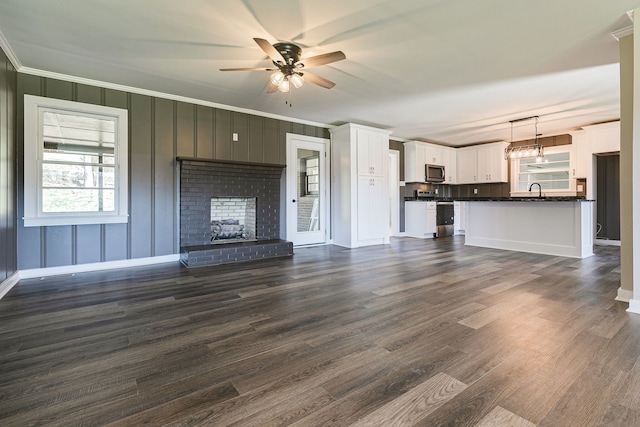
[[16, 74, 330, 269], [0, 48, 17, 281]]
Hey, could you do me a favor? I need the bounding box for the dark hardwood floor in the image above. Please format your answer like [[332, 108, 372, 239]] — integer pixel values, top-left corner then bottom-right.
[[0, 236, 635, 426]]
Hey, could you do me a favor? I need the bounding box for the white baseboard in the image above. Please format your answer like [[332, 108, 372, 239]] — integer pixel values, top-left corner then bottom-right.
[[627, 298, 640, 315], [18, 254, 181, 280], [595, 239, 621, 247], [616, 287, 633, 303], [0, 272, 20, 300]]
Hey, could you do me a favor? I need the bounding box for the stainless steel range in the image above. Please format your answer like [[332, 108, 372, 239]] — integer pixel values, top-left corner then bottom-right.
[[415, 190, 454, 238]]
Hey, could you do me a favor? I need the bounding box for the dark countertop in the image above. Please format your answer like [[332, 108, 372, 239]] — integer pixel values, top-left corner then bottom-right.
[[405, 197, 593, 202]]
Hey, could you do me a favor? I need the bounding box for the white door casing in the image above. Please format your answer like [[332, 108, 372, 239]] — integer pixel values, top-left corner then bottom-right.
[[286, 134, 330, 246]]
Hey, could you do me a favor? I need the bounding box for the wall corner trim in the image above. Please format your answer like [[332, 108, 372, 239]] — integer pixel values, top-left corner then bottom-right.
[[17, 254, 180, 281], [616, 287, 633, 303]]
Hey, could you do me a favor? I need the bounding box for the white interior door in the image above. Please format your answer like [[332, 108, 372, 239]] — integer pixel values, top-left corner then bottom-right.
[[286, 134, 329, 246]]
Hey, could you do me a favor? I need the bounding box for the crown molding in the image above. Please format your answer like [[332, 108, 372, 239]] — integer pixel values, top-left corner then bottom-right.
[[612, 25, 634, 41], [18, 66, 337, 130], [0, 30, 21, 70], [611, 10, 635, 41]]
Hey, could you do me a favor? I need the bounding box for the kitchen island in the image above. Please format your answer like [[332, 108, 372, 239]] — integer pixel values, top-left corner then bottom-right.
[[464, 198, 594, 258]]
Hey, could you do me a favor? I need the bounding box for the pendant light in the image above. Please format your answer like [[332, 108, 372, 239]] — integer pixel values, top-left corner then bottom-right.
[[504, 116, 545, 160]]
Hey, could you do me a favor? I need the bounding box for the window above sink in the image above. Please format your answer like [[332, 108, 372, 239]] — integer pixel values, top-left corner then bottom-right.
[[510, 145, 576, 197]]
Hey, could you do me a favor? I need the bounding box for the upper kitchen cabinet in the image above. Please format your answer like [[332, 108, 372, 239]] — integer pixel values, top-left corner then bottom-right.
[[424, 144, 443, 165], [441, 147, 457, 184], [456, 142, 508, 184], [404, 141, 426, 182], [477, 142, 508, 183], [331, 123, 392, 248], [404, 141, 456, 183], [570, 130, 590, 179], [456, 147, 477, 184]]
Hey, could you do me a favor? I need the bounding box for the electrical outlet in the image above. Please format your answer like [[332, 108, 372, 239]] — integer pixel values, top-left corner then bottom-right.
[[577, 184, 584, 192], [435, 188, 438, 194], [473, 188, 478, 194], [232, 132, 238, 142]]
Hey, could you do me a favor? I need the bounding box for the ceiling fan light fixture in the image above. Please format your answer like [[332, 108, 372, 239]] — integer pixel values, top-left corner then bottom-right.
[[277, 78, 290, 93], [270, 71, 285, 86], [290, 73, 304, 88]]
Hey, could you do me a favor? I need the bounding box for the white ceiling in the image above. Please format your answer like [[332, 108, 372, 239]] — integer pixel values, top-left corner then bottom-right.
[[0, 0, 636, 145]]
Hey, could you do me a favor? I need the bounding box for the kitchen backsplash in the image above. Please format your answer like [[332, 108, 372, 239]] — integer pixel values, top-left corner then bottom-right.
[[404, 182, 510, 199]]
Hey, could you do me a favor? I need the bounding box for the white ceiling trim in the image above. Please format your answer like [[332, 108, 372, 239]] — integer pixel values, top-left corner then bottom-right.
[[612, 25, 634, 40], [0, 29, 21, 70], [17, 65, 336, 131]]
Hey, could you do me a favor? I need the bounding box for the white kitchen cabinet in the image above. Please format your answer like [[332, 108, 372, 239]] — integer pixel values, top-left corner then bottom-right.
[[570, 131, 591, 179], [357, 128, 387, 177], [477, 142, 508, 182], [442, 147, 457, 184], [357, 176, 386, 240], [331, 123, 392, 248], [424, 144, 443, 166], [454, 201, 467, 235], [405, 141, 456, 183], [456, 147, 478, 183], [404, 141, 426, 182], [405, 201, 436, 238], [456, 142, 508, 184]]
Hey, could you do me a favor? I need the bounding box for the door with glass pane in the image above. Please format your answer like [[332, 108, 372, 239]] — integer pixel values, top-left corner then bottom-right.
[[286, 135, 328, 246]]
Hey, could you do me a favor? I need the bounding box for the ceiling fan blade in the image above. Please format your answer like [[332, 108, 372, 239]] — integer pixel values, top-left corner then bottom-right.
[[266, 84, 278, 94], [297, 51, 346, 68], [219, 67, 274, 72], [302, 72, 336, 89], [253, 38, 286, 64]]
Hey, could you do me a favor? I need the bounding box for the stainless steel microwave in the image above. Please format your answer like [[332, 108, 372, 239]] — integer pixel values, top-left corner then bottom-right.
[[425, 164, 445, 182]]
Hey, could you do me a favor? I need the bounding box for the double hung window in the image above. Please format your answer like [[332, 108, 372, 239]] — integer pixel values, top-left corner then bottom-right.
[[23, 95, 128, 226]]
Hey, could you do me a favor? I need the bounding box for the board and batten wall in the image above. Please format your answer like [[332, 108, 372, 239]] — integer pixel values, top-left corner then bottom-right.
[[0, 48, 17, 281], [16, 74, 329, 270]]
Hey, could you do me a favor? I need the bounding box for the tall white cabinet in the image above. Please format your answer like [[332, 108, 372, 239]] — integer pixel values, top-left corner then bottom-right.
[[331, 123, 392, 248]]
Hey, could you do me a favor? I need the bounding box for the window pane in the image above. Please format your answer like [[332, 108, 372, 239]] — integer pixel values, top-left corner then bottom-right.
[[43, 111, 116, 144], [42, 189, 115, 212], [43, 163, 115, 189], [516, 149, 572, 193]]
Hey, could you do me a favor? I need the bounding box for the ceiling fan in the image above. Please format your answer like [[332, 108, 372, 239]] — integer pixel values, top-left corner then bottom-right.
[[220, 38, 346, 93]]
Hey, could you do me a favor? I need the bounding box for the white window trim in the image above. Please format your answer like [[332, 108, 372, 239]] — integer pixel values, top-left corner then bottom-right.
[[23, 94, 129, 227], [509, 145, 576, 197]]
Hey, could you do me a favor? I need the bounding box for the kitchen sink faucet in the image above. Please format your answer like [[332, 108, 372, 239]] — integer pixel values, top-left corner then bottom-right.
[[528, 182, 542, 198]]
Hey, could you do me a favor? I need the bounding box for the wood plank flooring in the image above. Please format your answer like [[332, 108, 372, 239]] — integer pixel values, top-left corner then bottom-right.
[[0, 236, 634, 426]]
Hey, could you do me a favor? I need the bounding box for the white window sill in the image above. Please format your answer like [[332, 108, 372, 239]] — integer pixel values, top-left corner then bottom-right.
[[23, 215, 129, 227]]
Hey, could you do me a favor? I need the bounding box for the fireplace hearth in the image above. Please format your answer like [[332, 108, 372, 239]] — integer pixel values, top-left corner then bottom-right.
[[178, 158, 293, 267]]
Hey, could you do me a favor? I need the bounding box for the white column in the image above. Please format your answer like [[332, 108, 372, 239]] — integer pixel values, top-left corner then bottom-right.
[[627, 10, 640, 313]]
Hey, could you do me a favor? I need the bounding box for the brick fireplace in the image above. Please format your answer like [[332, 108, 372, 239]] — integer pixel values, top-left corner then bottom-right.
[[177, 158, 293, 267]]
